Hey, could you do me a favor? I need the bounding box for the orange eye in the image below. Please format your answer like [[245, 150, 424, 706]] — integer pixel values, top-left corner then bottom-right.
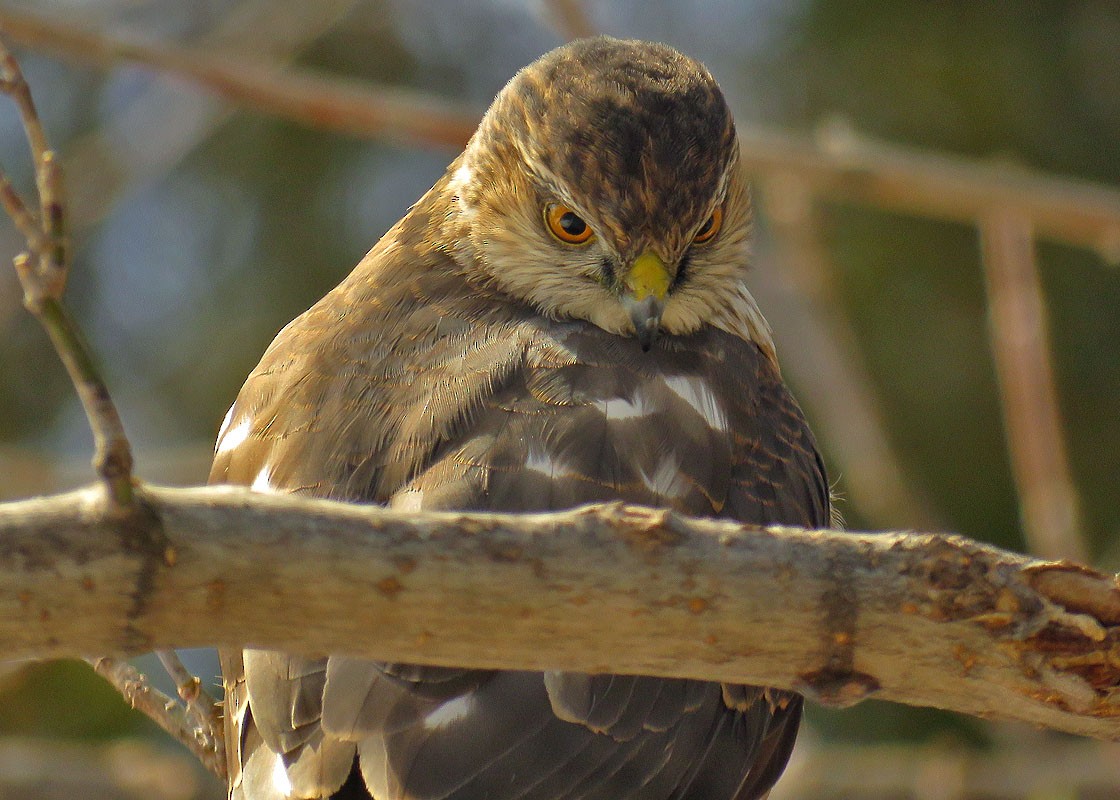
[[692, 206, 723, 245], [545, 204, 594, 245]]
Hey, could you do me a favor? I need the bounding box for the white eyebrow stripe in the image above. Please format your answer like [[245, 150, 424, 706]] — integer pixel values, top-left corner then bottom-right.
[[663, 375, 727, 431]]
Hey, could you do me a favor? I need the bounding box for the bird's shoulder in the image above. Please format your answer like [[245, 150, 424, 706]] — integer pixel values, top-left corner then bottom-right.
[[208, 210, 535, 498]]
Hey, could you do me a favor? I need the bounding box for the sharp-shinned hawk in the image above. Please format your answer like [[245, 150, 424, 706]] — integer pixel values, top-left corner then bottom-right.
[[211, 36, 829, 800]]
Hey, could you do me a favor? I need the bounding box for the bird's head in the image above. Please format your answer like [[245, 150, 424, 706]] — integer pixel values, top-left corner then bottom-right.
[[444, 36, 770, 354]]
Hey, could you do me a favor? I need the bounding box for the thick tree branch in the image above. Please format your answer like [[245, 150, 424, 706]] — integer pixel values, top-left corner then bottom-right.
[[2, 484, 1119, 741]]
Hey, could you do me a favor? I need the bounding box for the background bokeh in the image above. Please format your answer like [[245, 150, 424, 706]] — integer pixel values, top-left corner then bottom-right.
[[1, 1, 1118, 797]]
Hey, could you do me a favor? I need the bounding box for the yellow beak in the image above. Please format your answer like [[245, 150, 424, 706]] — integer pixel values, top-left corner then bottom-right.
[[622, 251, 671, 351], [624, 251, 672, 301]]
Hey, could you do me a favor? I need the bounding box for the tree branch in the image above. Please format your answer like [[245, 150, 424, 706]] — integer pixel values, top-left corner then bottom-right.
[[88, 656, 224, 778], [980, 210, 1084, 561], [3, 8, 1120, 259], [3, 484, 1119, 741], [0, 7, 479, 149], [0, 36, 222, 764], [0, 40, 134, 508]]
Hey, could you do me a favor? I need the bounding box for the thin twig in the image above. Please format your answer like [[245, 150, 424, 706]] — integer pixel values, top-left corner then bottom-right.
[[0, 38, 222, 772], [0, 40, 133, 507], [0, 44, 49, 169], [980, 210, 1085, 561], [89, 657, 225, 779], [0, 171, 43, 248], [155, 649, 222, 740]]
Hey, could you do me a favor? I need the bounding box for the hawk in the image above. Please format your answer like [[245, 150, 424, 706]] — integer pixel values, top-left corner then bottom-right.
[[211, 36, 829, 800]]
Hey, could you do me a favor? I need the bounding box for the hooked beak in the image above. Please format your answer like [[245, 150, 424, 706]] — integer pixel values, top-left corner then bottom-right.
[[622, 251, 671, 352]]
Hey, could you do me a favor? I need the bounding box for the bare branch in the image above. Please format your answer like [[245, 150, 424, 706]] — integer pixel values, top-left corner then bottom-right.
[[0, 37, 218, 763], [3, 9, 1120, 261], [0, 39, 134, 508], [3, 484, 1120, 742], [980, 210, 1085, 561], [0, 7, 478, 149], [736, 122, 1120, 260], [89, 656, 225, 779], [155, 650, 222, 754]]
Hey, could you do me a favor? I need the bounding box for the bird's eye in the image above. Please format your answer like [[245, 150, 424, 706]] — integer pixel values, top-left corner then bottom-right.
[[692, 206, 723, 245], [545, 204, 594, 245]]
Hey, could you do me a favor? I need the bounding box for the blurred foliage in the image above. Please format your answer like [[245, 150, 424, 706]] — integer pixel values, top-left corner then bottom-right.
[[0, 661, 160, 740], [0, 0, 1118, 787]]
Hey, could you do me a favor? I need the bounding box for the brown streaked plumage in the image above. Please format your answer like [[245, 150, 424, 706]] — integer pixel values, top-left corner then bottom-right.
[[212, 36, 828, 800]]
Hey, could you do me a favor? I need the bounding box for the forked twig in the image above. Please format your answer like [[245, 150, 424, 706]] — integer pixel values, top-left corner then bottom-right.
[[0, 40, 224, 778], [0, 41, 132, 508], [156, 649, 223, 742], [90, 656, 225, 778]]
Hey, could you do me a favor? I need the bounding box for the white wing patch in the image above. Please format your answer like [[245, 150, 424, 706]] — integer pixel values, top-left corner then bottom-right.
[[639, 455, 690, 500], [271, 751, 293, 795], [215, 418, 251, 455], [600, 393, 648, 420], [525, 448, 567, 478], [423, 694, 476, 731], [663, 375, 728, 431], [251, 465, 274, 493], [390, 490, 425, 511]]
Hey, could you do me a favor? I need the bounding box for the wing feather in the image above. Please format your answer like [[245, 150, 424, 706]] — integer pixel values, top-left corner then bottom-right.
[[215, 230, 827, 800]]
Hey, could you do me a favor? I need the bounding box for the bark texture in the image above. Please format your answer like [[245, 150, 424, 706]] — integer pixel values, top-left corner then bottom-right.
[[3, 484, 1119, 739]]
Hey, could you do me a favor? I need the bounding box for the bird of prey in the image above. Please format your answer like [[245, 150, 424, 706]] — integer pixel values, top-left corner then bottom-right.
[[211, 36, 829, 800]]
